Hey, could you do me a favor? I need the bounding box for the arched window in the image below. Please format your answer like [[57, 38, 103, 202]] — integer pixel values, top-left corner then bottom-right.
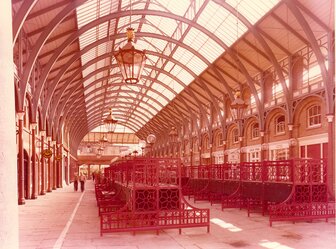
[[275, 115, 285, 134], [217, 132, 224, 146], [251, 123, 259, 139], [204, 136, 209, 150], [307, 105, 321, 128], [233, 128, 239, 143]]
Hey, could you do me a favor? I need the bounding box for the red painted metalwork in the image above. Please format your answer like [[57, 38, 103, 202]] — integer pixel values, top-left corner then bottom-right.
[[180, 159, 335, 226], [99, 158, 210, 235], [269, 158, 335, 226]]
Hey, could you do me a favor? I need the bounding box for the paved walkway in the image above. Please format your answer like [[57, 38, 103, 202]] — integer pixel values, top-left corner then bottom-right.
[[19, 180, 336, 249]]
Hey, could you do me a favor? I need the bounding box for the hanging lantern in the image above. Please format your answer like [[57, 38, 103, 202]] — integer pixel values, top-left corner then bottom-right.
[[96, 146, 104, 159], [104, 108, 118, 133], [99, 134, 108, 147], [168, 126, 178, 144], [230, 91, 248, 121], [114, 27, 147, 84]]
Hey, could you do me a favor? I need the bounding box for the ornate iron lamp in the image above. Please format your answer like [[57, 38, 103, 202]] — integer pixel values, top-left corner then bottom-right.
[[104, 108, 118, 133], [99, 134, 108, 147], [96, 146, 104, 159], [168, 126, 178, 144], [114, 27, 147, 84], [230, 91, 248, 121]]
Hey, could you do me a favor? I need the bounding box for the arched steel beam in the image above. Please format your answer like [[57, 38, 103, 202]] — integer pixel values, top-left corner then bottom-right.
[[285, 0, 333, 113], [18, 0, 88, 110], [217, 1, 291, 131], [41, 31, 213, 123], [52, 60, 200, 136], [12, 0, 39, 44], [30, 9, 245, 122]]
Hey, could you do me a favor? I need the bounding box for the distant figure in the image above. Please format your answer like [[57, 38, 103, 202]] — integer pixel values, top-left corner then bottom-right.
[[92, 172, 95, 182], [79, 173, 86, 192], [73, 173, 79, 191]]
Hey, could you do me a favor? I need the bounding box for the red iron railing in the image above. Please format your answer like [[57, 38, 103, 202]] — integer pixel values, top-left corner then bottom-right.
[[99, 158, 210, 235]]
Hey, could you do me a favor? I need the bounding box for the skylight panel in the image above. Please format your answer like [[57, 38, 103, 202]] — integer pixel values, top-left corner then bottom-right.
[[184, 27, 224, 63], [81, 52, 94, 67], [151, 81, 165, 94], [170, 64, 191, 82], [140, 22, 162, 35], [185, 56, 208, 75], [146, 99, 161, 114], [227, 0, 279, 25], [97, 23, 108, 39], [157, 0, 190, 17], [147, 90, 168, 106], [148, 1, 169, 12], [139, 102, 156, 114], [82, 64, 96, 78], [161, 88, 175, 101], [167, 79, 184, 94], [197, 1, 247, 47], [136, 113, 149, 123], [157, 73, 169, 84], [117, 16, 141, 32], [143, 38, 168, 53], [164, 61, 175, 72], [95, 60, 104, 70], [76, 0, 97, 28], [175, 71, 194, 86], [79, 28, 97, 48], [99, 0, 113, 16], [173, 47, 195, 66], [173, 47, 208, 75], [146, 16, 178, 37]]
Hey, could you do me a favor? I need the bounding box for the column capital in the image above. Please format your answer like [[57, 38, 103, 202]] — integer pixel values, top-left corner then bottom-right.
[[260, 131, 265, 137], [16, 111, 25, 120], [326, 114, 334, 123], [30, 122, 37, 129], [40, 130, 46, 136], [288, 124, 294, 131]]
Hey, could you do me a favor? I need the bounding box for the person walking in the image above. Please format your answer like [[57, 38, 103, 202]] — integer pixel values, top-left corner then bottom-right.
[[73, 173, 79, 191], [79, 173, 86, 192]]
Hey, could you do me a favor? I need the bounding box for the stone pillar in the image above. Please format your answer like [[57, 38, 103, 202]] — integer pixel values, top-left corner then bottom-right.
[[31, 123, 37, 199], [0, 0, 19, 246]]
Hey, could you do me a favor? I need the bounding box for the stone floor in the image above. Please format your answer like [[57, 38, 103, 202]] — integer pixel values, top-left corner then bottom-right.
[[19, 180, 336, 249]]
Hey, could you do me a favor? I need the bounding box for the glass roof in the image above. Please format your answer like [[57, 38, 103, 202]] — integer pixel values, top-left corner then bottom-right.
[[75, 0, 279, 132]]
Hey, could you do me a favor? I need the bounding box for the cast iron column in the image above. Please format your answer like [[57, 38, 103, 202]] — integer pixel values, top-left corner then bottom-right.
[[326, 115, 335, 193], [17, 112, 25, 204], [52, 141, 57, 190], [31, 123, 37, 199], [47, 137, 52, 192], [40, 131, 46, 195]]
